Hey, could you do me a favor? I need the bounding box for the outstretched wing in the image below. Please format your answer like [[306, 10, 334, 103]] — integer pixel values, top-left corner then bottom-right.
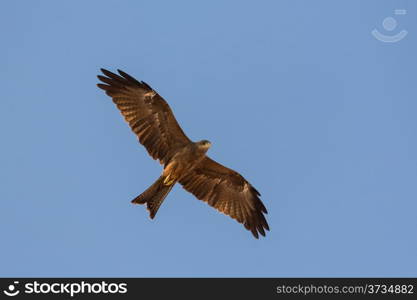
[[97, 69, 191, 165], [179, 157, 269, 238]]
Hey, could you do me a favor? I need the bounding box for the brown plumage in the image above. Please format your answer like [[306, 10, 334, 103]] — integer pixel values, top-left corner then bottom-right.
[[97, 68, 269, 238]]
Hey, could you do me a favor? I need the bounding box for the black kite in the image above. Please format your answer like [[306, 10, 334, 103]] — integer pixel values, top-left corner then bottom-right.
[[97, 69, 269, 238]]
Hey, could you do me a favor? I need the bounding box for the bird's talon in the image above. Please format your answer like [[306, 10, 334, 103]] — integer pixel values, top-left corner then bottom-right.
[[163, 175, 175, 185]]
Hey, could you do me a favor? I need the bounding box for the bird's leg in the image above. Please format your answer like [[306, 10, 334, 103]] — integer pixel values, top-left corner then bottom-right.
[[163, 162, 178, 186], [163, 174, 176, 185]]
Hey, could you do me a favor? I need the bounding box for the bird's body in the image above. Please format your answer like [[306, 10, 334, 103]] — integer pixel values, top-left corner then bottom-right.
[[97, 69, 269, 238], [162, 140, 211, 185]]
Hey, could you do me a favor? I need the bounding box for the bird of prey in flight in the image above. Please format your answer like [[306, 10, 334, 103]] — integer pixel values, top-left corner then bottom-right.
[[97, 69, 269, 238]]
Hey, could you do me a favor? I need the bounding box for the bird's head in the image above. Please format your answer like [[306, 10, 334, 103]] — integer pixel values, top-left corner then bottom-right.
[[196, 140, 212, 151]]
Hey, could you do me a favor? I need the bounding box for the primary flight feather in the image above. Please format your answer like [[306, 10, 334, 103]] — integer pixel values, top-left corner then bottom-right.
[[97, 69, 269, 238]]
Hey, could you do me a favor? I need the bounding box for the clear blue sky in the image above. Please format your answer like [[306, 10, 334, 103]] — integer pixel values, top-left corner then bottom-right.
[[1, 0, 416, 277]]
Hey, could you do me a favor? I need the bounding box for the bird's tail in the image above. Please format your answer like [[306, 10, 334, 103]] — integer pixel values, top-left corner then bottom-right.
[[131, 176, 175, 219]]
